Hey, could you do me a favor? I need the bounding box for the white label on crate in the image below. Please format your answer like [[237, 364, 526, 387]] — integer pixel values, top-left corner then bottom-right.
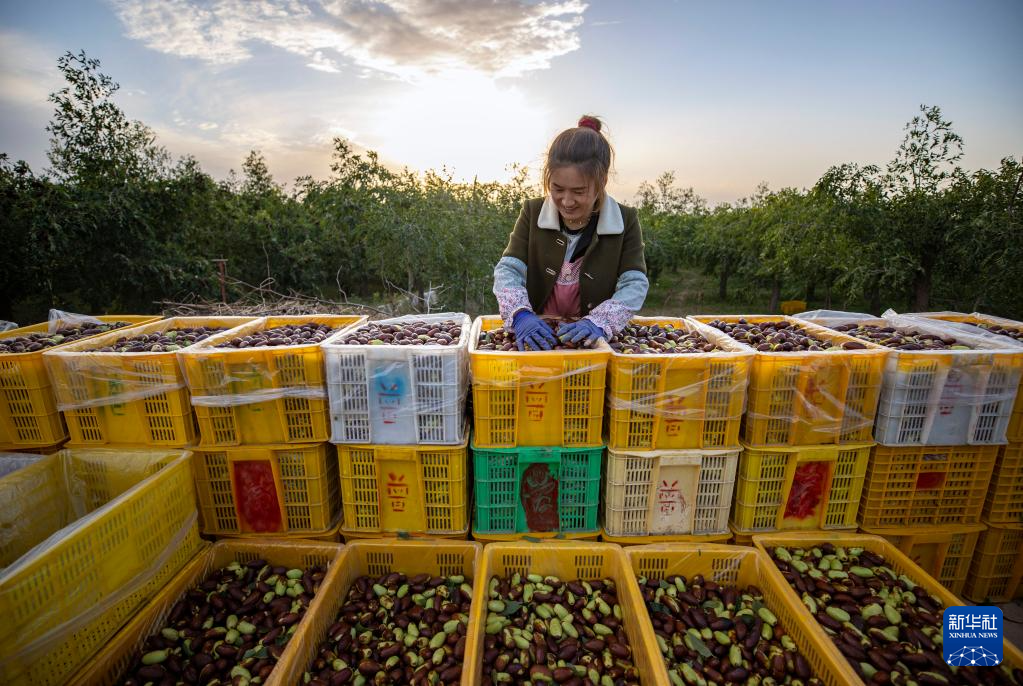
[[649, 464, 699, 534], [368, 360, 416, 443]]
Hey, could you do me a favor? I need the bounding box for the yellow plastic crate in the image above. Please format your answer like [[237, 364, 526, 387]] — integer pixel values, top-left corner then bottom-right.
[[603, 446, 739, 538], [193, 442, 341, 536], [0, 447, 202, 686], [268, 538, 480, 686], [464, 541, 665, 686], [336, 438, 468, 535], [691, 315, 888, 447], [624, 543, 852, 686], [752, 531, 1023, 685], [343, 526, 470, 541], [0, 315, 158, 449], [860, 523, 985, 596], [731, 442, 872, 533], [179, 315, 366, 446], [963, 524, 1023, 603], [43, 316, 253, 447], [731, 525, 857, 547], [606, 317, 753, 450], [859, 443, 999, 527], [986, 441, 1023, 523], [469, 315, 610, 448], [69, 539, 343, 686], [912, 311, 1023, 441], [602, 529, 731, 545]]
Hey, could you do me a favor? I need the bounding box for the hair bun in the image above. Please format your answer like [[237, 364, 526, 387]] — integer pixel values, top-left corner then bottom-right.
[[577, 115, 601, 133]]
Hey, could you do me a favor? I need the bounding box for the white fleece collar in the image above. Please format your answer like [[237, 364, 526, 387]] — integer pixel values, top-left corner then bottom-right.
[[538, 194, 624, 235]]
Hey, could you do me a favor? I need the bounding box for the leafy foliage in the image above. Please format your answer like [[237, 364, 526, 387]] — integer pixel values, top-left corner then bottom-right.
[[1, 55, 1020, 324]]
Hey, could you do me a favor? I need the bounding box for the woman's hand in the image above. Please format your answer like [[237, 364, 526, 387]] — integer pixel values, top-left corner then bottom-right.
[[511, 311, 558, 351], [558, 318, 605, 347]]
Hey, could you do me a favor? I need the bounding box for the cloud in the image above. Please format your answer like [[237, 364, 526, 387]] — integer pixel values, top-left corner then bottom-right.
[[109, 0, 587, 79], [0, 30, 64, 111]]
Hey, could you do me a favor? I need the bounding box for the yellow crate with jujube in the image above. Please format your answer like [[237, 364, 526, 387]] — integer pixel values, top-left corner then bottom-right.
[[690, 315, 888, 447], [192, 442, 341, 537], [43, 316, 253, 447], [859, 523, 985, 596], [624, 543, 854, 686], [858, 443, 998, 527], [179, 315, 365, 446], [69, 539, 343, 686], [336, 438, 468, 537], [606, 317, 753, 450], [731, 442, 872, 533], [469, 315, 610, 448], [0, 315, 158, 449], [0, 447, 202, 686], [752, 531, 1023, 686], [464, 541, 666, 685]]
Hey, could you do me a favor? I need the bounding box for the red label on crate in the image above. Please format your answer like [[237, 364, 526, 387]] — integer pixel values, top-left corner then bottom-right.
[[232, 460, 283, 533], [521, 463, 559, 531], [524, 383, 548, 422], [386, 472, 410, 513], [784, 461, 831, 520], [916, 471, 946, 490], [657, 479, 689, 517]]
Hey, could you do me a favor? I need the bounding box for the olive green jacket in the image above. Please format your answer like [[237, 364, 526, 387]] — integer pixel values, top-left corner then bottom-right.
[[499, 195, 647, 316]]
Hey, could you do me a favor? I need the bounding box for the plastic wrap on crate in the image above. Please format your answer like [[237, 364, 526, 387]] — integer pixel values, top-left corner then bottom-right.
[[797, 309, 1023, 445], [606, 317, 754, 450], [624, 543, 853, 686], [470, 315, 611, 447], [0, 314, 159, 449], [0, 453, 44, 478], [69, 539, 343, 686], [0, 448, 200, 686], [690, 315, 889, 446], [42, 316, 254, 411], [603, 446, 739, 537], [322, 313, 470, 445], [178, 315, 366, 445], [42, 317, 254, 446]]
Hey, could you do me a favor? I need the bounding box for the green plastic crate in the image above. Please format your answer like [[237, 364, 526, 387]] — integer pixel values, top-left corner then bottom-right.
[[472, 443, 602, 534]]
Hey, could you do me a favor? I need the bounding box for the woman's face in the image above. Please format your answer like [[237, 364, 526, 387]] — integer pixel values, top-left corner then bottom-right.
[[549, 165, 600, 225]]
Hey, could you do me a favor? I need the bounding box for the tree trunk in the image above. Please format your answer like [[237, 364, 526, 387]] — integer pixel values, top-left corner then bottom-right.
[[869, 281, 881, 315], [718, 263, 729, 301], [824, 278, 833, 308], [805, 281, 816, 302], [913, 268, 932, 311], [769, 278, 782, 313]]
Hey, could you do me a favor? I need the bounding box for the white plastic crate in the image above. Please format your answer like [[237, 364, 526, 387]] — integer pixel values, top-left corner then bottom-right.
[[323, 313, 470, 445], [603, 446, 739, 537], [799, 310, 1023, 446]]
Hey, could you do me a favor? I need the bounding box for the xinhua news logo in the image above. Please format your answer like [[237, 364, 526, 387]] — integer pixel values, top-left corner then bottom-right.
[[943, 606, 1003, 667]]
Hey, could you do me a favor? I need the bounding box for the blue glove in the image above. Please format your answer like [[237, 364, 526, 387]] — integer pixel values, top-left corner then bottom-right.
[[512, 311, 558, 351], [558, 319, 605, 347]]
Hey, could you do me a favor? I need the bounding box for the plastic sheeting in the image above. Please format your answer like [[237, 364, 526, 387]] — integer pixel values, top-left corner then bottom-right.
[[323, 313, 471, 445]]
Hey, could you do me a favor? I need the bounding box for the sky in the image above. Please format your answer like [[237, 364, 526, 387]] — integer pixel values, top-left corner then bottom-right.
[[1, 0, 1021, 204]]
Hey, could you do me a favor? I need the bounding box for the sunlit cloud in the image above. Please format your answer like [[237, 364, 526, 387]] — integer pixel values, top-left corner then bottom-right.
[[109, 0, 588, 80]]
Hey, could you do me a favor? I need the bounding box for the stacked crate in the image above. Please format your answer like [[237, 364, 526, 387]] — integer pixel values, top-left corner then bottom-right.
[[910, 311, 1023, 602], [0, 314, 157, 451], [690, 315, 886, 543], [322, 314, 472, 540], [176, 315, 364, 541], [798, 310, 1023, 596], [469, 315, 609, 541], [601, 317, 752, 544]]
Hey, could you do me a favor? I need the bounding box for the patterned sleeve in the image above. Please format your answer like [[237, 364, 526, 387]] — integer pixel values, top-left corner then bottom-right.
[[493, 256, 533, 328], [584, 269, 649, 337]]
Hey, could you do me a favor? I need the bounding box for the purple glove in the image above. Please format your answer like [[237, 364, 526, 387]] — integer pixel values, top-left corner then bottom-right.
[[558, 318, 605, 347], [512, 311, 558, 351]]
